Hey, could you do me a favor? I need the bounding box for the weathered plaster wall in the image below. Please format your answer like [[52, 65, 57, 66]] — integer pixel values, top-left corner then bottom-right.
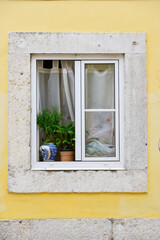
[[1, 218, 160, 240], [0, 0, 160, 219]]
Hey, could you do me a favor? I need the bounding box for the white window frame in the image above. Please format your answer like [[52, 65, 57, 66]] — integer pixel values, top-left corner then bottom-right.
[[31, 54, 124, 171]]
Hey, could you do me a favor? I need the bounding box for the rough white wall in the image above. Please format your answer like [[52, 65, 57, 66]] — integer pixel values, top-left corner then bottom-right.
[[0, 218, 160, 240], [0, 219, 112, 240], [113, 219, 160, 240]]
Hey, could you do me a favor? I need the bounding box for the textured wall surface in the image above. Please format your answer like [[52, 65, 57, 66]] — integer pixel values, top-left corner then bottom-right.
[[113, 219, 160, 240], [8, 32, 147, 193], [1, 218, 160, 240], [0, 219, 112, 240]]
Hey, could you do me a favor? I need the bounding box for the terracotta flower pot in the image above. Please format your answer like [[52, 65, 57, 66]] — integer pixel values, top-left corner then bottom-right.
[[60, 150, 75, 161]]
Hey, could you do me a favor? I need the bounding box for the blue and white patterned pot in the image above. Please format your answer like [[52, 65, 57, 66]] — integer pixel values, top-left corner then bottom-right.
[[40, 143, 58, 161]]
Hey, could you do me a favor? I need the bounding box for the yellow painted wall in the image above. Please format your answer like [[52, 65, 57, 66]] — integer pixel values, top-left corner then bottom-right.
[[0, 0, 160, 220]]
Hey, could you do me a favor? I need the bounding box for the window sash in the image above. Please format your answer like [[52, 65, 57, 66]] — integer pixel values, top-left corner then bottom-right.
[[81, 60, 119, 161]]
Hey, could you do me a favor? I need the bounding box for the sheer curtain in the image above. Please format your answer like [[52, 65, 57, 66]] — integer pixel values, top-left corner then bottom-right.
[[37, 61, 115, 157], [85, 64, 115, 157], [61, 61, 75, 121], [37, 60, 75, 124]]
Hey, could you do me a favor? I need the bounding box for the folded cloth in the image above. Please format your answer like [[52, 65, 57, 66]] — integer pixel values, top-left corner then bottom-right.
[[86, 139, 115, 157]]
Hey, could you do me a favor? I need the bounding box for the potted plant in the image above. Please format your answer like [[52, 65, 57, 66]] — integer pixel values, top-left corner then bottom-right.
[[37, 107, 62, 161], [55, 122, 75, 161]]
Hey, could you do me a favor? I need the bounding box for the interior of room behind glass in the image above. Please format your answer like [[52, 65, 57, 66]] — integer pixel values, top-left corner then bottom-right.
[[37, 60, 115, 161], [37, 60, 75, 161]]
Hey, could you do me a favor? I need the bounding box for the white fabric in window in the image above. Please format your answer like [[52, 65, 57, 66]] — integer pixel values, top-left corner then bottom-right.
[[85, 64, 115, 109], [85, 64, 115, 157], [38, 60, 75, 123]]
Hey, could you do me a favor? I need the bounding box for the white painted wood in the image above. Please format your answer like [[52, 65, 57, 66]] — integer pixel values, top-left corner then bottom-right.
[[119, 56, 124, 167], [31, 57, 37, 169], [81, 61, 85, 161], [31, 161, 125, 171], [81, 60, 120, 162], [81, 60, 119, 64], [83, 157, 119, 162], [114, 61, 119, 160], [36, 61, 40, 163], [85, 109, 116, 112], [75, 61, 81, 161], [32, 54, 124, 61]]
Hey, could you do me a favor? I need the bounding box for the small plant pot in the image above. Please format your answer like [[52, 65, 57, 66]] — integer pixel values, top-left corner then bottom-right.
[[40, 143, 58, 161], [60, 150, 75, 161]]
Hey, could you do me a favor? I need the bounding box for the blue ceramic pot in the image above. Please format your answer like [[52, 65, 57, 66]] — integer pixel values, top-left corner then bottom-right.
[[40, 143, 58, 161]]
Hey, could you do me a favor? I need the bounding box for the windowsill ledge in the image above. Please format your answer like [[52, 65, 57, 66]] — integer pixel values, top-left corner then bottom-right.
[[31, 161, 125, 171]]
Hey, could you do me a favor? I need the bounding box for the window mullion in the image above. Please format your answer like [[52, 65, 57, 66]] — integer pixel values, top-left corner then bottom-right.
[[85, 109, 116, 112], [75, 61, 82, 161], [81, 61, 85, 161]]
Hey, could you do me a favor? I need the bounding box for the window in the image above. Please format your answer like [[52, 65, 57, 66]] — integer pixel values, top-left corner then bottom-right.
[[8, 33, 147, 192], [81, 61, 119, 161], [32, 55, 124, 170]]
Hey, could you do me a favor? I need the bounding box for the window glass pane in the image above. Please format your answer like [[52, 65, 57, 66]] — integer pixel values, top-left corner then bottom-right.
[[37, 60, 75, 161], [85, 112, 115, 157], [85, 64, 115, 109], [37, 60, 75, 125]]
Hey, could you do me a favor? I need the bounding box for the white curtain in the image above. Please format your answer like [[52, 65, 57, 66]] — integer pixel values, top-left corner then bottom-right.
[[61, 61, 75, 121], [38, 60, 75, 123], [85, 64, 114, 109], [38, 61, 115, 157], [85, 64, 115, 157]]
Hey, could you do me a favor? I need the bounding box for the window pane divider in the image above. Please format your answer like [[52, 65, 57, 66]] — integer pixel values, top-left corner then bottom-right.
[[85, 109, 116, 112], [75, 61, 82, 161]]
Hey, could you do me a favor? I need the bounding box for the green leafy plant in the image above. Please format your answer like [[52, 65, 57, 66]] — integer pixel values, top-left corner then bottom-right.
[[55, 122, 75, 150], [37, 107, 62, 144]]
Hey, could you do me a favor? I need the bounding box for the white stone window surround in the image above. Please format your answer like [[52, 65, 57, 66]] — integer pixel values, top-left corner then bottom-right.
[[8, 32, 147, 193]]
